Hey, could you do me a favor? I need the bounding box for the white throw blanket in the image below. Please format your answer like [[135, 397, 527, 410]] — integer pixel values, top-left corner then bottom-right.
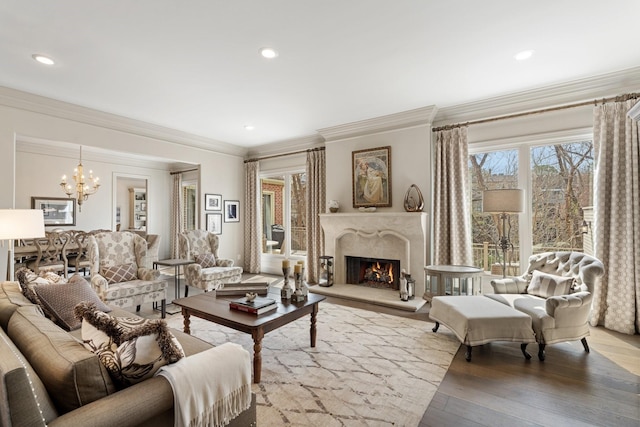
[[156, 343, 252, 427]]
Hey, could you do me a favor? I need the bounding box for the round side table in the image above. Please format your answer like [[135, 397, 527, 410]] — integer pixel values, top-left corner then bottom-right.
[[423, 265, 483, 301]]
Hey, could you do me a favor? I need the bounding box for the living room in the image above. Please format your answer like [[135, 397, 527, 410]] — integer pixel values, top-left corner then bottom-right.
[[1, 2, 639, 426]]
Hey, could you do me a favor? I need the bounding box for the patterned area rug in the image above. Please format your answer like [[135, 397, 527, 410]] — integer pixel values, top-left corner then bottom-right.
[[166, 302, 459, 426]]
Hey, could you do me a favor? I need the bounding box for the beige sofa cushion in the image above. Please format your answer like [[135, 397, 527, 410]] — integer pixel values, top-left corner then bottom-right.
[[7, 305, 116, 414], [0, 326, 58, 426], [0, 281, 33, 330]]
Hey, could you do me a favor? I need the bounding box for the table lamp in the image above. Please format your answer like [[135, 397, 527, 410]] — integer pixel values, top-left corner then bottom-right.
[[482, 189, 524, 278], [0, 209, 46, 280]]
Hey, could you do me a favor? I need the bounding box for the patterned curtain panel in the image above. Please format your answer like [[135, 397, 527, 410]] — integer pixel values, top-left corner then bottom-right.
[[170, 173, 183, 258], [590, 98, 640, 334], [243, 161, 261, 273], [433, 127, 473, 265], [305, 148, 326, 284]]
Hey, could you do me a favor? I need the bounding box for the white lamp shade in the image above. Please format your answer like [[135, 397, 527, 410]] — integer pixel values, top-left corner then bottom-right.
[[0, 209, 46, 240], [482, 189, 524, 213]]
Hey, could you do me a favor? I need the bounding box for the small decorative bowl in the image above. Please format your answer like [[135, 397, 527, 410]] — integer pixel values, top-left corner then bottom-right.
[[245, 292, 257, 302]]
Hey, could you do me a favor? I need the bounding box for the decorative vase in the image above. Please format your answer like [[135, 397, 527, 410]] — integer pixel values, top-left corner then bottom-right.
[[404, 184, 424, 212], [328, 200, 339, 213]]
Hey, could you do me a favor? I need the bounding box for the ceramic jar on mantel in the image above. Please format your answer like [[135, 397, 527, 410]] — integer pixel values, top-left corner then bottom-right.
[[328, 200, 339, 213]]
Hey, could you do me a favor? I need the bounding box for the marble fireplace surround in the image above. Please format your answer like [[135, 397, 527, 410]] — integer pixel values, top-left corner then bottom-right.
[[319, 212, 429, 298]]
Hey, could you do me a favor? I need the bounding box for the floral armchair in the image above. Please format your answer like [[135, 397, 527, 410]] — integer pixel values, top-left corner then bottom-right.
[[487, 251, 605, 360], [178, 230, 243, 295], [88, 231, 167, 318]]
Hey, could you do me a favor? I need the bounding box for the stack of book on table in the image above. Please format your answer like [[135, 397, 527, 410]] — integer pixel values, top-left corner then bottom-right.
[[217, 281, 269, 297], [229, 296, 277, 315]]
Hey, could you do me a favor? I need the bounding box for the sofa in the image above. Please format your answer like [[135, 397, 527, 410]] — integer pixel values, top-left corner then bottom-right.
[[486, 251, 605, 360], [0, 280, 256, 427]]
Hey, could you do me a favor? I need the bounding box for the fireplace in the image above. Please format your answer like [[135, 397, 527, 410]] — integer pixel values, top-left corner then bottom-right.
[[319, 212, 429, 297], [346, 256, 400, 289]]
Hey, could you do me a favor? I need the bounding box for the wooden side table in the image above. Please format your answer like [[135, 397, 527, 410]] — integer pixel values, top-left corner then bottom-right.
[[423, 265, 483, 301]]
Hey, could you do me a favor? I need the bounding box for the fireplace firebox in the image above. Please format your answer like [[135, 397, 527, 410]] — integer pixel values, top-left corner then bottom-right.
[[345, 256, 401, 290]]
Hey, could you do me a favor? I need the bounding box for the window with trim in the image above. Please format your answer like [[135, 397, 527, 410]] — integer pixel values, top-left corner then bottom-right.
[[260, 170, 307, 257], [469, 140, 593, 275], [182, 182, 197, 231]]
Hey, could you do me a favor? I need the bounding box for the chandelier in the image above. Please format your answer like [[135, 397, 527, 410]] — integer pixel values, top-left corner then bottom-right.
[[60, 146, 100, 212]]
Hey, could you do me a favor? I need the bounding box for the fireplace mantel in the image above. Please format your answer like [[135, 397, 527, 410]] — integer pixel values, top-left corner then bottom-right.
[[320, 212, 429, 296]]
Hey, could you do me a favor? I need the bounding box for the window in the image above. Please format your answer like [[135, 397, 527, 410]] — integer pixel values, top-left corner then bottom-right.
[[469, 139, 593, 275], [530, 142, 593, 254], [182, 182, 197, 231], [260, 170, 307, 258]]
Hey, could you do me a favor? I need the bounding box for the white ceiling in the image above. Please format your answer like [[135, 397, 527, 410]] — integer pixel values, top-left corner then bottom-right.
[[1, 1, 639, 148]]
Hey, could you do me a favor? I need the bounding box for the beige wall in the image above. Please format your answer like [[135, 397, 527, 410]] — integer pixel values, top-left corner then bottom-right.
[[0, 100, 246, 279]]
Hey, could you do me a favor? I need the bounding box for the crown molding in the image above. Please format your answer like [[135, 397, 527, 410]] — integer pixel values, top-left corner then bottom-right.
[[0, 86, 247, 158], [317, 105, 438, 142], [16, 138, 178, 170], [246, 134, 325, 159], [433, 66, 640, 127]]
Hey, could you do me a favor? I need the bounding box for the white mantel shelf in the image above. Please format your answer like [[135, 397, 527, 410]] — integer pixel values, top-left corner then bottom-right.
[[320, 212, 429, 297]]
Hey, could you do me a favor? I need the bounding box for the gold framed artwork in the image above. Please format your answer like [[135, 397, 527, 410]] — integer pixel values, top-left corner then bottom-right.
[[352, 146, 392, 208]]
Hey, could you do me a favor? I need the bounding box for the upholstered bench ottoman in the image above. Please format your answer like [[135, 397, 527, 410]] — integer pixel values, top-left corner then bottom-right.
[[430, 295, 536, 361]]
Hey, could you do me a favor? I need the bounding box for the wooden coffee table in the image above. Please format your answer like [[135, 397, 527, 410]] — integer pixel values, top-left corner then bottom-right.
[[172, 290, 326, 383]]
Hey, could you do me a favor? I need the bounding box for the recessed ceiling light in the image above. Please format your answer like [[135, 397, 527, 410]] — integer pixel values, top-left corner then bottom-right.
[[244, 125, 255, 131], [514, 50, 534, 61], [32, 54, 55, 65], [259, 47, 278, 59]]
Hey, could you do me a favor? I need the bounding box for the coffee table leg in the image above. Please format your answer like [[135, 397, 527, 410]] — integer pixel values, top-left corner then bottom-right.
[[182, 310, 191, 334], [251, 327, 264, 383], [310, 303, 318, 347]]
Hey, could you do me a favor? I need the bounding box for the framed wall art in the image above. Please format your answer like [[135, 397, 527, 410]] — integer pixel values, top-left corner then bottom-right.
[[31, 197, 76, 226], [224, 200, 240, 222], [206, 213, 222, 235], [204, 193, 222, 211], [352, 146, 392, 208]]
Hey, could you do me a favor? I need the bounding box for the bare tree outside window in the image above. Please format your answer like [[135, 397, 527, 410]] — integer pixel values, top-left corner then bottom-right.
[[469, 141, 594, 274]]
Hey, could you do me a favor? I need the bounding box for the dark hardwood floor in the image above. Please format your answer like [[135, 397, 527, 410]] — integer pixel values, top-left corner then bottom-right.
[[321, 295, 639, 427], [150, 272, 640, 427]]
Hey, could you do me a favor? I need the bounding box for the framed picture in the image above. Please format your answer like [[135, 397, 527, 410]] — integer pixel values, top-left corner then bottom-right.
[[31, 197, 76, 226], [224, 200, 240, 222], [204, 194, 222, 211], [206, 213, 222, 235], [352, 146, 392, 208]]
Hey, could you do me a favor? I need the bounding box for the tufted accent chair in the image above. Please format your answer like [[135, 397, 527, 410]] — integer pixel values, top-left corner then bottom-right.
[[487, 251, 604, 360], [88, 231, 167, 318], [178, 230, 243, 295]]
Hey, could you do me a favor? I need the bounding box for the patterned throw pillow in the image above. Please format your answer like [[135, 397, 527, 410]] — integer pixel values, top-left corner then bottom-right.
[[195, 252, 216, 268], [15, 267, 68, 304], [526, 270, 574, 298], [74, 302, 185, 387], [33, 275, 111, 331], [101, 263, 137, 284]]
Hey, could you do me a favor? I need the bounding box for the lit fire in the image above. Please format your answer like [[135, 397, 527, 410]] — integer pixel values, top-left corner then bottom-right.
[[363, 261, 394, 285]]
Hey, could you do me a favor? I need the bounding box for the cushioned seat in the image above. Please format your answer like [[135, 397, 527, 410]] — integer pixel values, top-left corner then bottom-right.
[[178, 230, 242, 294], [488, 251, 604, 360], [88, 231, 167, 318]]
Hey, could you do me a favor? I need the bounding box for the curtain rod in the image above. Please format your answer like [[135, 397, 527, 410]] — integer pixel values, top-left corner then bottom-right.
[[244, 146, 325, 163], [169, 167, 199, 175], [432, 92, 640, 132]]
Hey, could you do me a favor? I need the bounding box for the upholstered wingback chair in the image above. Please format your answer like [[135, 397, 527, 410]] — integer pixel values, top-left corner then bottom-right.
[[88, 231, 167, 318], [487, 251, 605, 360], [178, 230, 243, 295]]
